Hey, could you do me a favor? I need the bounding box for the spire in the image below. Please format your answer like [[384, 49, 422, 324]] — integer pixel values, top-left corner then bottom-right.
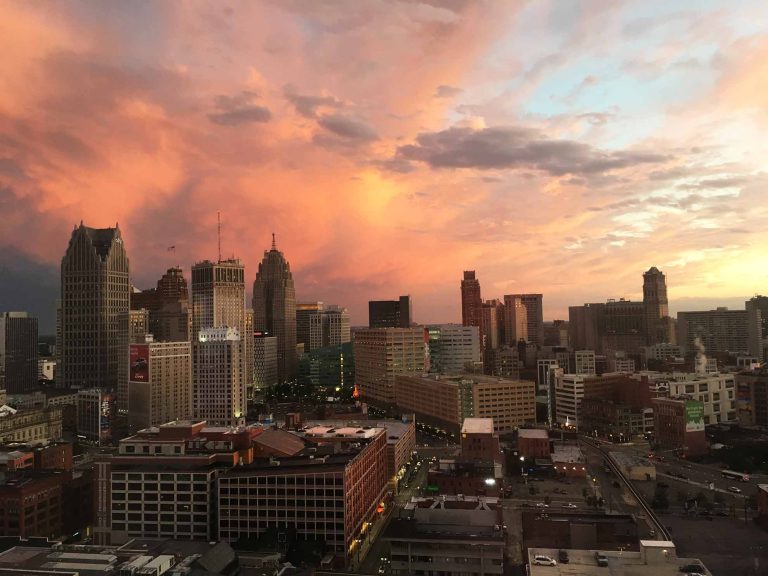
[[271, 232, 277, 251]]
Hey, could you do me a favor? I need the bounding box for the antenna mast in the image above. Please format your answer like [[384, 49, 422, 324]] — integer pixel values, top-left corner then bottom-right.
[[217, 211, 221, 262]]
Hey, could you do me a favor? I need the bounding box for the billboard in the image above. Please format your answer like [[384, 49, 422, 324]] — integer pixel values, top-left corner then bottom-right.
[[685, 401, 705, 433], [130, 344, 150, 382]]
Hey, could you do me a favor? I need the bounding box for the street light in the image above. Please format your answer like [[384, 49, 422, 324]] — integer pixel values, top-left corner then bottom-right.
[[520, 456, 527, 483]]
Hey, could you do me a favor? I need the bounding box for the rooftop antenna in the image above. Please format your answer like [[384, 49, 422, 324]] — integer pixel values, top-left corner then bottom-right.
[[271, 232, 277, 251], [217, 211, 222, 262]]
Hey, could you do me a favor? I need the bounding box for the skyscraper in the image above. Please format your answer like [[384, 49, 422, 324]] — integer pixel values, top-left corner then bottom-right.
[[461, 271, 482, 328], [252, 235, 297, 384], [0, 312, 38, 393], [59, 224, 130, 408], [191, 259, 246, 338], [745, 295, 768, 362], [131, 267, 190, 342], [192, 327, 244, 426], [643, 267, 669, 345], [369, 295, 412, 328], [297, 302, 351, 352], [503, 295, 528, 344]]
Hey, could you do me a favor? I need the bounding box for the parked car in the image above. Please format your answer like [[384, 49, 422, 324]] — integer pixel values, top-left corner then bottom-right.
[[595, 552, 608, 567], [532, 555, 557, 566], [728, 486, 742, 494], [558, 550, 569, 564]]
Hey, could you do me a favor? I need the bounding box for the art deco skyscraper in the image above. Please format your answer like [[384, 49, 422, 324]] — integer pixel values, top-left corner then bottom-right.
[[59, 223, 130, 408], [191, 259, 246, 337], [643, 266, 669, 345], [252, 235, 297, 384], [461, 271, 482, 328]]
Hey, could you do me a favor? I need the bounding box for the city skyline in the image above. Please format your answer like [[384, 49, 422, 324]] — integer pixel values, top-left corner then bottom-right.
[[2, 1, 767, 332]]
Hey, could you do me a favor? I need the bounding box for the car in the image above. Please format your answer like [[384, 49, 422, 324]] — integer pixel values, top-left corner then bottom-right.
[[595, 552, 609, 567], [679, 564, 705, 573], [558, 550, 569, 564], [532, 555, 557, 566], [535, 502, 549, 508], [563, 503, 578, 508], [714, 510, 728, 517], [728, 486, 742, 494]]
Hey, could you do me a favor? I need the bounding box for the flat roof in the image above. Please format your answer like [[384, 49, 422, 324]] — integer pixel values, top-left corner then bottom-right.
[[461, 418, 494, 434], [528, 547, 709, 576], [519, 429, 549, 439], [551, 444, 584, 464]]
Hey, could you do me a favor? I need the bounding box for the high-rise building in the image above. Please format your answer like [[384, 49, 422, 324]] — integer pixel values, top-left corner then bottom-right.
[[426, 324, 482, 374], [129, 309, 149, 343], [251, 333, 278, 400], [369, 295, 412, 328], [323, 305, 351, 347], [643, 267, 670, 345], [353, 328, 425, 406], [0, 312, 38, 393], [59, 224, 130, 409], [461, 271, 482, 329], [244, 308, 254, 388], [746, 296, 768, 362], [677, 308, 753, 357], [252, 235, 297, 384], [192, 328, 244, 427], [569, 299, 645, 355], [503, 295, 528, 344], [191, 259, 246, 338], [297, 302, 324, 351], [518, 294, 544, 345], [128, 341, 192, 432], [76, 388, 116, 445], [480, 300, 501, 350], [131, 267, 190, 342]]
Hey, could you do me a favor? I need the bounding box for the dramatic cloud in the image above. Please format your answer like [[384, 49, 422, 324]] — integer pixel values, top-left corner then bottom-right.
[[434, 84, 463, 98], [395, 126, 669, 175], [208, 91, 272, 125], [316, 113, 378, 141]]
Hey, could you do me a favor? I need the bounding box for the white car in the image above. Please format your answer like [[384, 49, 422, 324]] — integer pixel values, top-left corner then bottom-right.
[[728, 486, 742, 494], [535, 502, 550, 508], [563, 503, 578, 508], [533, 555, 557, 566]]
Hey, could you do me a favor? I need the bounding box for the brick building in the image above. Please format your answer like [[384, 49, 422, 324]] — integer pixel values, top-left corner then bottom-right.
[[0, 473, 63, 538], [651, 396, 707, 457], [460, 418, 503, 465], [518, 429, 550, 459]]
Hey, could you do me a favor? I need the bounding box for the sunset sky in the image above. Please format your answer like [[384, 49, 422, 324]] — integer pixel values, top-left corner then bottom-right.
[[1, 0, 767, 332]]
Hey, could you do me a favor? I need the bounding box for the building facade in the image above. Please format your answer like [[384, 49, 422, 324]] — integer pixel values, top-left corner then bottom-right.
[[128, 341, 192, 432], [461, 271, 483, 329], [353, 328, 425, 407], [652, 396, 707, 457], [677, 308, 753, 357], [643, 267, 670, 345], [426, 324, 482, 374], [192, 328, 244, 427], [77, 388, 116, 444], [59, 224, 129, 408], [503, 295, 527, 344], [252, 236, 297, 384], [0, 405, 63, 445], [369, 296, 412, 329], [0, 312, 38, 393], [251, 333, 278, 399]]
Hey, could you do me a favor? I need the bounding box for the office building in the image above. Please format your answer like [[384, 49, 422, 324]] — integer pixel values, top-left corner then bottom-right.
[[569, 299, 646, 355], [643, 343, 682, 363], [251, 333, 278, 399], [93, 420, 258, 545], [656, 371, 737, 424], [746, 295, 768, 362], [192, 328, 244, 427], [132, 267, 191, 343], [384, 496, 504, 576], [503, 295, 527, 344], [129, 309, 150, 343], [394, 373, 535, 435], [652, 396, 707, 457], [518, 429, 550, 459], [252, 235, 297, 384], [244, 308, 254, 389], [461, 271, 483, 329], [483, 345, 521, 379], [0, 405, 63, 445], [518, 294, 544, 345], [59, 224, 129, 409], [736, 369, 768, 426], [128, 341, 192, 432], [0, 312, 38, 393], [297, 342, 354, 396], [460, 418, 503, 465], [426, 324, 481, 374], [677, 308, 754, 357], [574, 350, 596, 375], [543, 320, 569, 347], [369, 295, 412, 328], [554, 372, 638, 430], [38, 358, 56, 381], [0, 473, 63, 538], [191, 259, 246, 338], [480, 299, 501, 350], [353, 328, 425, 406], [297, 302, 351, 353], [643, 267, 670, 345], [218, 426, 388, 567], [76, 388, 116, 445]]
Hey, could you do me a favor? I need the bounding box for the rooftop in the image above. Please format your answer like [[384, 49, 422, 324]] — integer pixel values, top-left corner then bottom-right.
[[519, 429, 549, 440], [551, 443, 584, 464], [462, 418, 494, 435]]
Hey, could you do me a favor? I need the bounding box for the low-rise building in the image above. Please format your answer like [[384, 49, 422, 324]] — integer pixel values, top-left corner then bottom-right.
[[460, 418, 502, 465], [0, 405, 63, 445], [0, 472, 63, 538], [551, 443, 586, 478], [651, 396, 707, 457], [522, 511, 638, 552], [394, 373, 535, 436], [383, 495, 504, 576], [518, 429, 550, 459], [427, 459, 502, 497]]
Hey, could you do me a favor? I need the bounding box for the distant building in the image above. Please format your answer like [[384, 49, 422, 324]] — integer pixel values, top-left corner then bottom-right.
[[128, 341, 192, 432], [129, 309, 150, 343], [0, 405, 63, 445], [296, 302, 351, 353], [677, 308, 754, 357], [0, 473, 63, 538], [648, 371, 737, 424], [643, 267, 670, 345], [369, 295, 412, 328], [353, 328, 425, 407], [746, 295, 768, 362], [480, 299, 502, 350], [574, 350, 596, 375], [484, 345, 521, 379], [569, 299, 646, 355], [38, 358, 56, 381], [460, 418, 503, 465], [394, 373, 535, 436], [426, 324, 482, 374], [461, 271, 483, 329], [59, 224, 129, 408], [518, 429, 550, 459], [251, 333, 278, 399], [297, 342, 354, 396], [252, 236, 297, 384], [503, 294, 527, 344], [555, 372, 641, 430], [736, 369, 768, 426], [0, 312, 38, 393], [652, 396, 707, 457], [132, 267, 191, 343], [543, 320, 569, 347], [192, 328, 244, 427]]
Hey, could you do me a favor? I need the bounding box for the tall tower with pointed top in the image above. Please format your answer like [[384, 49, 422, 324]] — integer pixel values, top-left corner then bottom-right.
[[252, 236, 297, 384], [643, 266, 669, 345], [59, 223, 130, 408]]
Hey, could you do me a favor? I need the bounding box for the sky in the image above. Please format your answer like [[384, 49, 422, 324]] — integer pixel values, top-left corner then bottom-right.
[[1, 0, 767, 333]]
